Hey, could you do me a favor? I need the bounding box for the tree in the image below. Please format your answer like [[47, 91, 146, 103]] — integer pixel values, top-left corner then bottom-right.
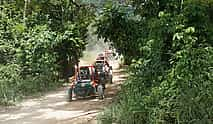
[[0, 0, 95, 104], [96, 0, 213, 123]]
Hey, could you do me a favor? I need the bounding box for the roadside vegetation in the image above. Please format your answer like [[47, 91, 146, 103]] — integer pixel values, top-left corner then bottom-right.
[[1, 0, 213, 123], [0, 0, 94, 105], [95, 0, 213, 123]]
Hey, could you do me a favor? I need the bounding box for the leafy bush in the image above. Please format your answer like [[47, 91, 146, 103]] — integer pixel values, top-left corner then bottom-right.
[[0, 64, 21, 105], [0, 1, 93, 104], [96, 0, 213, 124]]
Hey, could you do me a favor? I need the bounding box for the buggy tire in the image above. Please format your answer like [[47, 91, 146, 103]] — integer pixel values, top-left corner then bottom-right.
[[97, 85, 104, 99], [110, 76, 113, 84], [67, 87, 72, 102]]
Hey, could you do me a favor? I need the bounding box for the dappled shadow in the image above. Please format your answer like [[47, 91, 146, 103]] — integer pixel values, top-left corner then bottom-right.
[[0, 65, 128, 124]]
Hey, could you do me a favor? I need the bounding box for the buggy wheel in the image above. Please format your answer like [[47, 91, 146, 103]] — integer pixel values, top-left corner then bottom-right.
[[97, 85, 104, 99], [67, 87, 72, 102], [110, 76, 113, 84]]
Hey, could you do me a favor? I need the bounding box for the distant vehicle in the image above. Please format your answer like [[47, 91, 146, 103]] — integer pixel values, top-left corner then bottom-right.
[[104, 49, 114, 60], [98, 53, 104, 57], [96, 56, 105, 61], [94, 59, 113, 84], [96, 49, 114, 61], [67, 65, 104, 101], [96, 53, 105, 61]]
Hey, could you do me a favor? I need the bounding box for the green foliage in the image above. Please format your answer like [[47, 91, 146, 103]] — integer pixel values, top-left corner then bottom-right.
[[0, 1, 94, 104], [0, 64, 21, 105], [96, 0, 213, 123], [95, 4, 141, 64]]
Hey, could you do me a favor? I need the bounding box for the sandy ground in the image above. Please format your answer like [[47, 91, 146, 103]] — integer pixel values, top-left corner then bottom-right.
[[0, 61, 127, 124]]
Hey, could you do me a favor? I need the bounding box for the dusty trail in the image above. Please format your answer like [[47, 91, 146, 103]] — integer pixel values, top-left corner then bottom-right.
[[0, 61, 127, 124]]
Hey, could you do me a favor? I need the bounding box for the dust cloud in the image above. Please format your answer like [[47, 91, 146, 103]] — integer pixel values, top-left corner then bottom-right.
[[79, 26, 110, 65]]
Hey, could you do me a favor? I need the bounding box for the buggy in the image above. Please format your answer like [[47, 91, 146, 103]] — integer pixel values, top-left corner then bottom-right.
[[67, 65, 104, 101], [94, 60, 113, 84]]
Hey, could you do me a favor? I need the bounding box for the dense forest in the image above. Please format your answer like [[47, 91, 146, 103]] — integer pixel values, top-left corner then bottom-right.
[[0, 0, 95, 104], [95, 0, 213, 124], [0, 0, 213, 124]]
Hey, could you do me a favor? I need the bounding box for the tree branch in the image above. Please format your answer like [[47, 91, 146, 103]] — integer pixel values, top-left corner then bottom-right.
[[71, 0, 81, 8]]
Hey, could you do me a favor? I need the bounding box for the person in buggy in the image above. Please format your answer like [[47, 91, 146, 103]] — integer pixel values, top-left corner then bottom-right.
[[67, 65, 105, 102], [94, 59, 113, 84]]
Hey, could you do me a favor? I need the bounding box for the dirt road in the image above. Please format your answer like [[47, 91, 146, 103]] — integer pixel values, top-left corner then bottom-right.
[[0, 63, 127, 124]]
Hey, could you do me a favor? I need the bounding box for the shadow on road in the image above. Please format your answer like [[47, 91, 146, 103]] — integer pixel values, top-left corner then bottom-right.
[[0, 66, 127, 124]]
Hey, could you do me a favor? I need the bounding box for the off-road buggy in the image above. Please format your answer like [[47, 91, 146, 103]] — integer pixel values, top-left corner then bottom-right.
[[67, 65, 104, 101], [94, 59, 113, 84]]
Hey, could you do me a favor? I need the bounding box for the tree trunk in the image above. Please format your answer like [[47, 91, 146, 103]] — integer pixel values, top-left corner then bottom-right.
[[23, 0, 27, 24]]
